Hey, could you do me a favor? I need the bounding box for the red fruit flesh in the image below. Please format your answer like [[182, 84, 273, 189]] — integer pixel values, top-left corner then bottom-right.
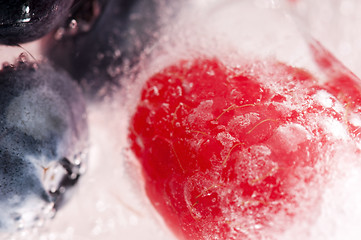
[[129, 57, 359, 239]]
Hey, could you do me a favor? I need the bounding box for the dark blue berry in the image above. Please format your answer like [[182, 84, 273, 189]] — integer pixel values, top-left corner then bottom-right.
[[0, 0, 75, 45], [0, 60, 88, 230], [46, 0, 179, 100]]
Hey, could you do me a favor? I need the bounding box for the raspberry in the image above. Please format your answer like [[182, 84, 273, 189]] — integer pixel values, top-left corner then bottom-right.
[[129, 57, 359, 239]]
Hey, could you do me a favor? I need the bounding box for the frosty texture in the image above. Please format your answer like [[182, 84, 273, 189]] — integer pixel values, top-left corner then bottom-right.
[[129, 57, 361, 239], [0, 61, 88, 231], [46, 0, 180, 100]]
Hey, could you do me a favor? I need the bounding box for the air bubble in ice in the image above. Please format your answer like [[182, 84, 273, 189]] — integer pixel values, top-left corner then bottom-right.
[[273, 124, 311, 153]]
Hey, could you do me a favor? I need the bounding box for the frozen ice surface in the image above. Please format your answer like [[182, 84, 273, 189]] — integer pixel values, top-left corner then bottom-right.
[[3, 0, 361, 239], [284, 0, 361, 78], [45, 102, 176, 240], [126, 0, 361, 239], [4, 101, 176, 240], [0, 56, 87, 234], [128, 55, 361, 239]]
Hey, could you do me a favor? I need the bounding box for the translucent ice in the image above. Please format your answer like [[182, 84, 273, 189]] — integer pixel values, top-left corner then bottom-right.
[[0, 60, 87, 233], [128, 54, 361, 239], [5, 0, 361, 240]]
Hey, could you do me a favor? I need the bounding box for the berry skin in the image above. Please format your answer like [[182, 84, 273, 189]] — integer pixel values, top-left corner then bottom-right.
[[129, 57, 361, 239], [0, 0, 74, 45], [0, 61, 88, 231], [45, 0, 181, 100]]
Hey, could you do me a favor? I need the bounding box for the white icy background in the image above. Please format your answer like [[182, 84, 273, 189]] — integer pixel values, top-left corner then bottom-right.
[[2, 0, 361, 239], [38, 102, 176, 240], [285, 0, 361, 78]]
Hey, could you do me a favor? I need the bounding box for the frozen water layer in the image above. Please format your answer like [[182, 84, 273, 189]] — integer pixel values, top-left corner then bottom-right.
[[284, 0, 361, 78], [144, 0, 321, 80], [4, 0, 361, 239], [127, 43, 361, 240], [9, 102, 177, 240], [279, 148, 361, 240], [0, 59, 87, 234]]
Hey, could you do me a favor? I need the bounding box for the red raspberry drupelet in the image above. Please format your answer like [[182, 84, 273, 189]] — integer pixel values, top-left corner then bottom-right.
[[129, 56, 361, 239]]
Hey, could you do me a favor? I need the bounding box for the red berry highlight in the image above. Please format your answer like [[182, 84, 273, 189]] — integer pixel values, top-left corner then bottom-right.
[[129, 57, 359, 239]]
